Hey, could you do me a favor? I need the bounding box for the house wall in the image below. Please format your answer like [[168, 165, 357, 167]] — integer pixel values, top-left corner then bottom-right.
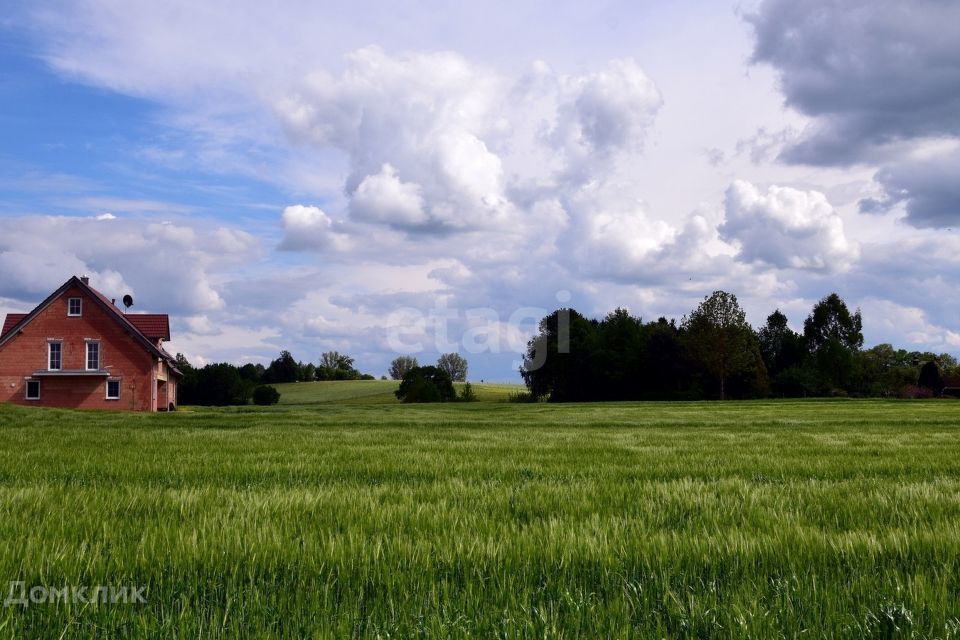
[[0, 285, 156, 411], [157, 360, 179, 411]]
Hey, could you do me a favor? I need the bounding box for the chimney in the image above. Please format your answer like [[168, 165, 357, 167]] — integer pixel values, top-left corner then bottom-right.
[[111, 298, 116, 306], [80, 275, 90, 285]]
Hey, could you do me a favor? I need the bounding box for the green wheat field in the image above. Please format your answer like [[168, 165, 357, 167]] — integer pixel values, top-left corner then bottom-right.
[[1, 383, 959, 638]]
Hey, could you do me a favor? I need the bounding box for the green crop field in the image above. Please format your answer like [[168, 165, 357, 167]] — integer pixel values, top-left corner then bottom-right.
[[270, 379, 524, 404], [1, 396, 960, 638], [272, 379, 402, 404]]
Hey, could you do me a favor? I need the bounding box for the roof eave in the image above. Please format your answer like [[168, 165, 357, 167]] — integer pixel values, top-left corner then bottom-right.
[[0, 277, 177, 366], [0, 277, 81, 349]]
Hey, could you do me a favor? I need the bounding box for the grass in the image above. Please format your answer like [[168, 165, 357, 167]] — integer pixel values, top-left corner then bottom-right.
[[1, 397, 959, 637], [272, 379, 400, 404], [271, 379, 524, 404]]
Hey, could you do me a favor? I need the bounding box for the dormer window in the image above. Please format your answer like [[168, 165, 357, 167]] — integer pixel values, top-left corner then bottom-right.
[[67, 298, 82, 316]]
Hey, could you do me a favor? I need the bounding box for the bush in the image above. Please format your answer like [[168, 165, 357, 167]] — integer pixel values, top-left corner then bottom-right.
[[253, 385, 281, 406], [333, 368, 362, 381], [901, 384, 934, 399], [458, 382, 477, 402], [395, 366, 456, 403], [507, 391, 537, 403]]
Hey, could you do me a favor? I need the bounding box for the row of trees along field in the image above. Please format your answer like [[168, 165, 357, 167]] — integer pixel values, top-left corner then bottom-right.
[[174, 350, 472, 406], [521, 291, 959, 401], [174, 350, 376, 406], [388, 353, 468, 381]]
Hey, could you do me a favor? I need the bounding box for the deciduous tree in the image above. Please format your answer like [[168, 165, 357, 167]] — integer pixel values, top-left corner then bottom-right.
[[803, 294, 863, 392], [682, 291, 759, 400], [317, 351, 360, 380], [437, 353, 468, 382], [395, 366, 456, 403], [389, 356, 419, 380]]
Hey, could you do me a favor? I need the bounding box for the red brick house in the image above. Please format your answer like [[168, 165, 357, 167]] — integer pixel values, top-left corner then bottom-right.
[[0, 276, 182, 411]]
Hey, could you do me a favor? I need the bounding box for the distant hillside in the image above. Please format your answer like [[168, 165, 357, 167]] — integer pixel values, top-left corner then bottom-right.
[[271, 380, 524, 405]]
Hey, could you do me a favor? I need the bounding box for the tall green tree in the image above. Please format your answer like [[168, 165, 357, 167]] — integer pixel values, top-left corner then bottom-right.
[[594, 308, 645, 400], [263, 350, 300, 383], [521, 308, 597, 401], [642, 318, 688, 398], [682, 291, 760, 400], [758, 310, 807, 395], [320, 351, 353, 371], [238, 363, 264, 383], [803, 294, 863, 392], [918, 361, 944, 395], [317, 351, 359, 380], [298, 362, 316, 382], [803, 293, 863, 352], [174, 353, 198, 404], [758, 310, 802, 372]]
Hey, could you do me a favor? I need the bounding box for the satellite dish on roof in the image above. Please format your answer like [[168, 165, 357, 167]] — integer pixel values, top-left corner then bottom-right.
[[122, 294, 134, 312]]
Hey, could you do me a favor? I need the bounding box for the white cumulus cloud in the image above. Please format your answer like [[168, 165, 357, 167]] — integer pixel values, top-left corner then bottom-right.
[[349, 164, 428, 228], [278, 205, 351, 252], [0, 216, 255, 314], [274, 48, 662, 242], [721, 180, 859, 272]]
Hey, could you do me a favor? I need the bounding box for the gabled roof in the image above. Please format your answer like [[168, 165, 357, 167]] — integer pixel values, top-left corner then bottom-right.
[[81, 284, 171, 341], [1, 314, 26, 339], [124, 314, 171, 342], [0, 276, 181, 377]]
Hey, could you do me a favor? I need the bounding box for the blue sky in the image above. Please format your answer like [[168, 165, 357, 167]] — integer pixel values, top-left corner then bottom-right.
[[1, 0, 959, 380]]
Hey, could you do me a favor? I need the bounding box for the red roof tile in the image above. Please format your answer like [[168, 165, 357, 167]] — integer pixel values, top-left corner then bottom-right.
[[125, 314, 171, 341], [77, 285, 178, 374], [84, 288, 171, 341], [0, 277, 180, 377], [1, 313, 27, 339]]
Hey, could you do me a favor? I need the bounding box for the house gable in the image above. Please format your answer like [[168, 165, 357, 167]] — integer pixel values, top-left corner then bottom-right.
[[0, 277, 179, 372], [0, 276, 180, 411]]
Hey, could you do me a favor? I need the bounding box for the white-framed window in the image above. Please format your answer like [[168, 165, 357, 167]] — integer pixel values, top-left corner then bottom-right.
[[67, 297, 82, 316], [25, 379, 40, 401], [48, 341, 62, 371], [86, 341, 100, 370], [106, 379, 121, 400]]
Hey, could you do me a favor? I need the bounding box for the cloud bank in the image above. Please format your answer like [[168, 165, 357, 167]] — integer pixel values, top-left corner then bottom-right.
[[0, 1, 957, 378], [748, 0, 960, 228]]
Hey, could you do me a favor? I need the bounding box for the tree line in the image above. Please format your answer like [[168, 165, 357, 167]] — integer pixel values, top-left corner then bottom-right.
[[175, 349, 376, 406], [175, 350, 472, 406], [521, 291, 958, 402]]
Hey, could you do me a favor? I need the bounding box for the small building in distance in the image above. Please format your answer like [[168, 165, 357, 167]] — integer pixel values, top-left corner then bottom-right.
[[0, 275, 181, 411], [942, 376, 960, 398]]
